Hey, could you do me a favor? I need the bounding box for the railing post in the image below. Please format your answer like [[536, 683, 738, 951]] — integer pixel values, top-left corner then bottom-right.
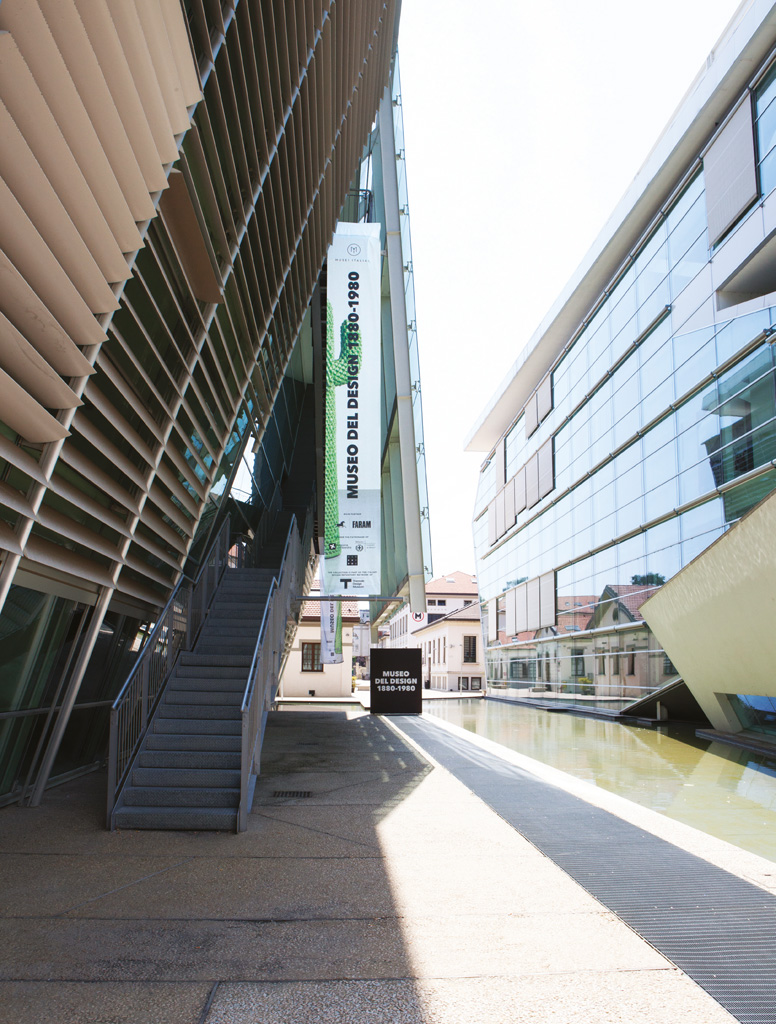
[[106, 710, 118, 827], [185, 584, 193, 649], [140, 657, 150, 734]]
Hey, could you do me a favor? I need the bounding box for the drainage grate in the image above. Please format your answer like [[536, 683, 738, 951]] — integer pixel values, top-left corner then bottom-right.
[[396, 716, 776, 1024], [272, 790, 312, 798]]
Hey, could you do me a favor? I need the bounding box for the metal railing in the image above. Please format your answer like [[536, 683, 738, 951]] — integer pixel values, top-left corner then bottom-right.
[[229, 485, 282, 570], [106, 516, 232, 825], [238, 508, 313, 830]]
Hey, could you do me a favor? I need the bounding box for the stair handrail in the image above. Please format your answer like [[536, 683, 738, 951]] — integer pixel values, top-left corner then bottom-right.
[[107, 515, 232, 825], [251, 482, 283, 566], [238, 513, 306, 830]]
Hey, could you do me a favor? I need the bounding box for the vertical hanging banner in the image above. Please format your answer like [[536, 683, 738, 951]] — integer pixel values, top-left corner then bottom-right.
[[323, 223, 382, 596], [320, 600, 343, 664]]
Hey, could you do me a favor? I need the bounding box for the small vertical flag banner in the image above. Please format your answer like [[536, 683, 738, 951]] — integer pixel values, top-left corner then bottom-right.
[[320, 600, 343, 664]]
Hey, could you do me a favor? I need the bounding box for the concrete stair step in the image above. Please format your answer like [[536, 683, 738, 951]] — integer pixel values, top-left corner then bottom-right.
[[152, 717, 241, 735], [179, 653, 252, 668], [203, 609, 262, 619], [138, 749, 241, 770], [197, 622, 261, 638], [113, 806, 237, 831], [132, 766, 241, 788], [196, 645, 256, 656], [167, 676, 245, 692], [175, 664, 248, 679], [122, 785, 240, 807], [194, 645, 256, 659], [207, 608, 263, 620], [222, 569, 274, 578], [146, 733, 242, 752], [156, 704, 241, 720], [164, 690, 243, 706], [217, 581, 271, 591]]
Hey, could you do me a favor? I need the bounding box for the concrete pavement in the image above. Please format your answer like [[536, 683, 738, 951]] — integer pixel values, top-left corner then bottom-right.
[[0, 704, 759, 1023]]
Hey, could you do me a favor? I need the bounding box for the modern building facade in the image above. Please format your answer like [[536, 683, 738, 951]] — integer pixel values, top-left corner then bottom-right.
[[0, 0, 430, 812], [468, 0, 776, 740]]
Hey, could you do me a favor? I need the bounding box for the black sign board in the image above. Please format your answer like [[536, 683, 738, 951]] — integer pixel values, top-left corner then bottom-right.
[[370, 648, 423, 715]]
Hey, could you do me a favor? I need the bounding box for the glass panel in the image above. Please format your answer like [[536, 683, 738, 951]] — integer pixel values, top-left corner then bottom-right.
[[0, 587, 89, 799], [759, 145, 776, 198], [728, 693, 776, 736], [715, 310, 770, 365], [756, 64, 776, 119]]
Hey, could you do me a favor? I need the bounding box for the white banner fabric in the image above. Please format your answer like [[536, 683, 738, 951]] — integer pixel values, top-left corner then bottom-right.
[[323, 222, 382, 596], [320, 600, 343, 664]]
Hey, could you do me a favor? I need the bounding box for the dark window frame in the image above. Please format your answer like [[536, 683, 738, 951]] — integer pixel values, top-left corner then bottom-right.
[[302, 642, 323, 672], [463, 635, 477, 663]]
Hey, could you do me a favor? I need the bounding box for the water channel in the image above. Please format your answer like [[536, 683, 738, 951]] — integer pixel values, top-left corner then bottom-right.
[[424, 697, 776, 862]]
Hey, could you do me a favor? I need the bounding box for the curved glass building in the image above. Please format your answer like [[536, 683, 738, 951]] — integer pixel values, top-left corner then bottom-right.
[[468, 0, 776, 746]]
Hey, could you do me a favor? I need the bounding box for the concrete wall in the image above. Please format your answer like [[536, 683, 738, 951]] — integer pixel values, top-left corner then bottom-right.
[[641, 490, 776, 732]]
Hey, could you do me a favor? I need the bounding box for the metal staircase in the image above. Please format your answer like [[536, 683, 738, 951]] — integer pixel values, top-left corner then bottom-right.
[[107, 508, 313, 831], [112, 569, 273, 831]]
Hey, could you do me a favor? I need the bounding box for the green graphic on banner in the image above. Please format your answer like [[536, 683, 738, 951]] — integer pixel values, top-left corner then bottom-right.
[[324, 301, 361, 559], [320, 599, 343, 664], [323, 223, 381, 596]]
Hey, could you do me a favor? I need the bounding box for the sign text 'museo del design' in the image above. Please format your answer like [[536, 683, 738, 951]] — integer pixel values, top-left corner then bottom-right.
[[370, 648, 422, 715], [323, 223, 381, 597]]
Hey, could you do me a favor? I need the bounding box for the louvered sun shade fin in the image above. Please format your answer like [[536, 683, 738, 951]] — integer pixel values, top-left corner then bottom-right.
[[105, 0, 395, 609], [0, 0, 200, 447], [0, 0, 397, 614], [505, 573, 556, 636], [0, 0, 200, 603], [488, 438, 555, 547]]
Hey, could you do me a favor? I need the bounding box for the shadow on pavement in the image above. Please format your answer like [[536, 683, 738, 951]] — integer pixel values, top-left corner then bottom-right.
[[0, 707, 433, 1024]]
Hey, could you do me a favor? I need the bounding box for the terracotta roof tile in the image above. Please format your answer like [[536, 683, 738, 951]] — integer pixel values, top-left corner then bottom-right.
[[606, 584, 659, 619], [425, 570, 478, 596]]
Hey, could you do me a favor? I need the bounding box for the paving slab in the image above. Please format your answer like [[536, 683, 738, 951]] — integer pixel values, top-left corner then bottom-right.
[[0, 706, 743, 1024], [0, 855, 192, 917], [206, 972, 736, 1024], [0, 917, 411, 982], [60, 855, 395, 921], [0, 981, 212, 1024]]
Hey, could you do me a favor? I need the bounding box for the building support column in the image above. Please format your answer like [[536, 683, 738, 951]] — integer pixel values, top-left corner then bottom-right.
[[378, 88, 426, 613]]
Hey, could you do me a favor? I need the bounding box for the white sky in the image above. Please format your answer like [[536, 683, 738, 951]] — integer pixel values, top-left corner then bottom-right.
[[397, 0, 743, 578]]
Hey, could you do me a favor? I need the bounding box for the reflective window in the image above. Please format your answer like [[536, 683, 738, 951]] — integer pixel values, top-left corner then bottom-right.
[[729, 694, 776, 736], [756, 64, 776, 197], [475, 143, 776, 712]]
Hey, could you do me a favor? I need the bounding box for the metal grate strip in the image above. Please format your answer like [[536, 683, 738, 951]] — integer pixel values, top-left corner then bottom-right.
[[396, 716, 776, 1024], [272, 790, 312, 798]]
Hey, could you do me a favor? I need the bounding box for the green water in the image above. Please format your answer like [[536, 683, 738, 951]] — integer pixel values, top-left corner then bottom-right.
[[424, 698, 776, 862]]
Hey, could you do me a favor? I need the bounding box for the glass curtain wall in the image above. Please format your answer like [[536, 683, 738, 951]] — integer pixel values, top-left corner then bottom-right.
[[0, 588, 145, 805], [476, 70, 776, 707]]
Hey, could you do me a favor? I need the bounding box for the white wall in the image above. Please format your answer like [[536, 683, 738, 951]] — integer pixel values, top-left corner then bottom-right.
[[281, 622, 354, 698]]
